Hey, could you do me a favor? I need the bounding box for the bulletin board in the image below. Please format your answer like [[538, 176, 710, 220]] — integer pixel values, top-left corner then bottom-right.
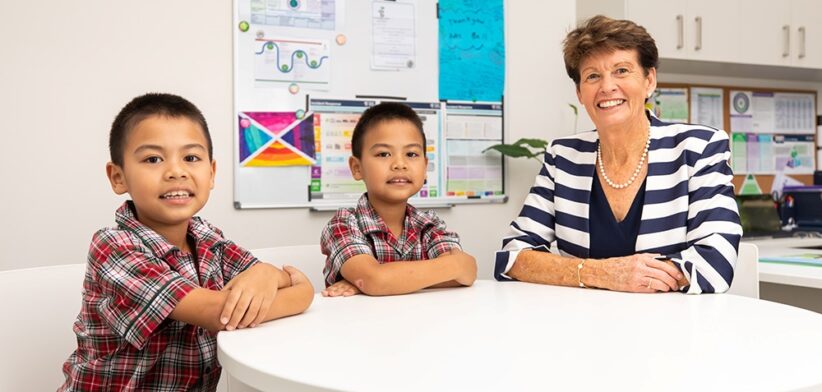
[[653, 83, 817, 195], [232, 0, 507, 209]]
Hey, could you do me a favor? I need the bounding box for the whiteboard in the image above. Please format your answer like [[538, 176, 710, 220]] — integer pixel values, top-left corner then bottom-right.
[[232, 0, 506, 209]]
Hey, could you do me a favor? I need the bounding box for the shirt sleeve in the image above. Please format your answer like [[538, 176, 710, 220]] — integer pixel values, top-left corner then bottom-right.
[[420, 211, 462, 259], [320, 210, 374, 287], [87, 229, 198, 349], [221, 241, 260, 282], [665, 130, 742, 294], [199, 219, 259, 281], [495, 145, 558, 281]]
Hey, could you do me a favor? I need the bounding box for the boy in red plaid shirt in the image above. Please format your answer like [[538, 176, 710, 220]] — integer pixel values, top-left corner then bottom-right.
[[320, 102, 477, 297], [60, 93, 314, 391]]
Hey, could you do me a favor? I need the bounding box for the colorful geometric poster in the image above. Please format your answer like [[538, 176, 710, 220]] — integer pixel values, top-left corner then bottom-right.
[[438, 0, 504, 102], [239, 112, 316, 167]]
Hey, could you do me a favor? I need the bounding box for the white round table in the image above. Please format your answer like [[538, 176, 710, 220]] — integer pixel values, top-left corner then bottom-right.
[[218, 280, 822, 391]]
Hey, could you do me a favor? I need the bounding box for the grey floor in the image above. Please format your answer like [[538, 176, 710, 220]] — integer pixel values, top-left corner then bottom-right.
[[761, 282, 822, 314]]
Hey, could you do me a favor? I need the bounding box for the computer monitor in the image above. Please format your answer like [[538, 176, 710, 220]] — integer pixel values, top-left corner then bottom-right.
[[737, 194, 783, 237], [790, 190, 822, 230]]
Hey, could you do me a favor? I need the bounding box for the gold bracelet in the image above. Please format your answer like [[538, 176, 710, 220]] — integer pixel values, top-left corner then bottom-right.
[[577, 258, 587, 288]]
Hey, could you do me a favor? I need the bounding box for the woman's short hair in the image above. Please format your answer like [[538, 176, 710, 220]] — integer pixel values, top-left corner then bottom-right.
[[563, 15, 659, 86]]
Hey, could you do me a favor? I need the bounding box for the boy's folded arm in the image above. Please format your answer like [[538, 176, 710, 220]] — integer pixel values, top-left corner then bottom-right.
[[170, 267, 314, 332], [340, 251, 476, 296], [248, 261, 293, 289], [170, 288, 231, 332], [261, 276, 314, 321], [433, 249, 477, 287], [427, 280, 465, 288]]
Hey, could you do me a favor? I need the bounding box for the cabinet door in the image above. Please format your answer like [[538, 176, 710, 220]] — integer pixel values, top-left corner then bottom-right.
[[626, 0, 688, 60], [791, 0, 822, 68], [738, 0, 792, 66], [685, 0, 740, 62]]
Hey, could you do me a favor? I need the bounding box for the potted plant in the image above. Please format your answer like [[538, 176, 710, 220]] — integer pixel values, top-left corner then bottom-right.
[[482, 104, 578, 160]]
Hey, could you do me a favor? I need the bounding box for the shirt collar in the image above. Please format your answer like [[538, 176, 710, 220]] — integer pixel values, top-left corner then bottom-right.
[[647, 108, 662, 127], [115, 201, 225, 258], [355, 193, 420, 235]]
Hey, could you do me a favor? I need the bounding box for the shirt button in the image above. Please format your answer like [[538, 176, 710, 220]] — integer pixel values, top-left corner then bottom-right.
[[198, 328, 204, 336], [205, 366, 211, 374]]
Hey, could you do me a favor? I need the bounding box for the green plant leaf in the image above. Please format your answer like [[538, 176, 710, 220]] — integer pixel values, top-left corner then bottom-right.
[[482, 144, 537, 158], [512, 138, 548, 149]]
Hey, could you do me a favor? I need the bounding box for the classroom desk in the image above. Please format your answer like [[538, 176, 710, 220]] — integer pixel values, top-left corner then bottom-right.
[[743, 237, 822, 313], [217, 280, 822, 392], [744, 237, 822, 289]]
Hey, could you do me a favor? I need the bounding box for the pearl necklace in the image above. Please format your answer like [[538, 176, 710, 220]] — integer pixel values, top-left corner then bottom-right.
[[597, 128, 651, 190]]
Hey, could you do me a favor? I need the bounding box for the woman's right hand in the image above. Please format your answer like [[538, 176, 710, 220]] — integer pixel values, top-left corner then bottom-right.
[[592, 254, 684, 293]]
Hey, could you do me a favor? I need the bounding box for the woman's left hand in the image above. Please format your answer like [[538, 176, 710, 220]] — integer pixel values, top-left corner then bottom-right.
[[589, 253, 684, 293]]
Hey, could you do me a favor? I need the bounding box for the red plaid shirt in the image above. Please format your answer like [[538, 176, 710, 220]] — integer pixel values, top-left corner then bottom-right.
[[321, 193, 462, 287], [60, 201, 258, 391]]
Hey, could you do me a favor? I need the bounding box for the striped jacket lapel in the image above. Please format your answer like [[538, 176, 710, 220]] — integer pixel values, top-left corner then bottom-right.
[[553, 131, 597, 258]]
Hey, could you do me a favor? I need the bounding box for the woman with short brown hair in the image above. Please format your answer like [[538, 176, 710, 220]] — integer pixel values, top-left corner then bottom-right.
[[495, 16, 741, 294]]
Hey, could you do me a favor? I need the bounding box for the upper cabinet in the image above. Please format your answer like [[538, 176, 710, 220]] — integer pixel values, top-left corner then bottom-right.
[[737, 0, 822, 68], [623, 0, 739, 62], [788, 0, 822, 69], [736, 0, 792, 67], [578, 0, 822, 70]]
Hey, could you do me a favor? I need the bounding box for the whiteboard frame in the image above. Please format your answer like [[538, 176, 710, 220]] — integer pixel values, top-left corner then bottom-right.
[[232, 0, 508, 210]]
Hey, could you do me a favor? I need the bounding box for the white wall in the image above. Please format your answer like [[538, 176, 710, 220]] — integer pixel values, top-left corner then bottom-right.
[[0, 1, 579, 278]]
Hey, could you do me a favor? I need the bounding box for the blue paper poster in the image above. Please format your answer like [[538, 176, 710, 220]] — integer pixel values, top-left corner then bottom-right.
[[438, 0, 505, 102]]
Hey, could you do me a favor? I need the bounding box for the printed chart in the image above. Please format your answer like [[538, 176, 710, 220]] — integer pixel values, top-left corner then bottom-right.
[[250, 0, 336, 30], [254, 37, 330, 86], [444, 103, 503, 197]]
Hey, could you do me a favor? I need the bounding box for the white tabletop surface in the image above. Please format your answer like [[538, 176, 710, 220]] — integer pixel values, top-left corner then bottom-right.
[[745, 237, 822, 289], [218, 281, 822, 392]]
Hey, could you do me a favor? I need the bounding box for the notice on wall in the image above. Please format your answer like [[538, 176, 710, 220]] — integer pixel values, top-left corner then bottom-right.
[[731, 133, 815, 174], [730, 90, 753, 133], [650, 88, 688, 123], [731, 91, 816, 135], [774, 93, 816, 134], [250, 0, 338, 30], [438, 0, 505, 102], [371, 0, 416, 70], [690, 87, 723, 129], [772, 134, 815, 174], [254, 37, 331, 88], [731, 133, 747, 173], [751, 92, 775, 133]]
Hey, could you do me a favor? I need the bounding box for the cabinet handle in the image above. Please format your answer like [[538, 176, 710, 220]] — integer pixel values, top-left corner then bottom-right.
[[782, 25, 790, 57], [694, 16, 702, 51], [676, 15, 684, 49], [798, 26, 806, 59]]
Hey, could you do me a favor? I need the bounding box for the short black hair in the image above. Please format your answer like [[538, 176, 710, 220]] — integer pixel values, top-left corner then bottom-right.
[[109, 93, 212, 166], [350, 102, 426, 158]]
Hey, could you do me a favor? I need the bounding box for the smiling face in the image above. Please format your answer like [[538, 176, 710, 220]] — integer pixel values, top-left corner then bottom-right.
[[576, 48, 656, 132], [348, 119, 428, 206], [106, 115, 216, 233]]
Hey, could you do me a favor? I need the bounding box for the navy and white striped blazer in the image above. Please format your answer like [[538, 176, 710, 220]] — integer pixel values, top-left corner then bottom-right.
[[496, 113, 742, 294]]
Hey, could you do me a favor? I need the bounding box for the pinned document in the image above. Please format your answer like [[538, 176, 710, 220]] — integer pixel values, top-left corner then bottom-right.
[[371, 0, 416, 70], [690, 87, 723, 129], [740, 174, 762, 195]]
